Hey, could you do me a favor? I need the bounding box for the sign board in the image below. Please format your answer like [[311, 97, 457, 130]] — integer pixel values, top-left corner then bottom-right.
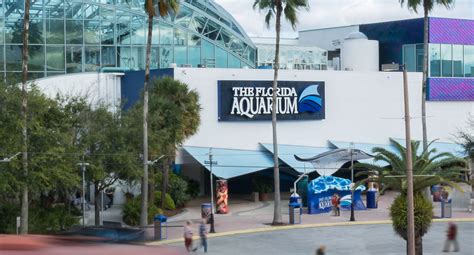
[[218, 80, 325, 121]]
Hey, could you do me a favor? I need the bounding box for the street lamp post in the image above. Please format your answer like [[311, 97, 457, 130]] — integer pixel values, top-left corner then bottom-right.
[[382, 63, 415, 255], [0, 152, 21, 163], [349, 147, 355, 222], [77, 162, 90, 228], [204, 148, 217, 233]]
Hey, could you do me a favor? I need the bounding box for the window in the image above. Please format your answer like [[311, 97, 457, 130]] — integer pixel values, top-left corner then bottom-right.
[[441, 44, 452, 77], [415, 44, 423, 72], [66, 20, 83, 44], [429, 44, 441, 77], [201, 39, 214, 61], [45, 19, 64, 44], [84, 46, 100, 71], [160, 47, 173, 68], [452, 45, 463, 77], [101, 46, 116, 67], [403, 45, 416, 71], [228, 54, 240, 68], [215, 46, 228, 68], [84, 20, 101, 44], [29, 46, 44, 72], [66, 46, 82, 73], [46, 46, 65, 72], [160, 23, 173, 45], [464, 45, 474, 77], [174, 47, 187, 66], [187, 47, 200, 67]]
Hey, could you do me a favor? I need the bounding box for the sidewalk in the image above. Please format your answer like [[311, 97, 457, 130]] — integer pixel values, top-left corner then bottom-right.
[[146, 191, 474, 243]]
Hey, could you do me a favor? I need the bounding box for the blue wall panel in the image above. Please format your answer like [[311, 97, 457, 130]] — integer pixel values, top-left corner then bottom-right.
[[121, 68, 174, 110], [360, 18, 424, 70]]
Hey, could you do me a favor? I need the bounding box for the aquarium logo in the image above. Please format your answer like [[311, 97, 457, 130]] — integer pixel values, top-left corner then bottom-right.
[[298, 85, 323, 113]]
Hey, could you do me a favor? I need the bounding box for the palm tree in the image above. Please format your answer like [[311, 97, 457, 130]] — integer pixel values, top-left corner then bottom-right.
[[253, 0, 309, 225], [20, 0, 31, 234], [356, 138, 466, 255], [140, 0, 179, 228], [399, 0, 454, 151], [146, 77, 200, 210]]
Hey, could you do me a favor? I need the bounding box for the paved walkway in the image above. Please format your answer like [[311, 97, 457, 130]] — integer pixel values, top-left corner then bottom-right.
[[146, 191, 474, 241]]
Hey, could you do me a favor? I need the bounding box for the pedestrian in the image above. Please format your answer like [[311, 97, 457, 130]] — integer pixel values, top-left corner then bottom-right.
[[331, 194, 338, 216], [183, 221, 194, 252], [199, 218, 208, 253], [316, 245, 326, 255], [335, 194, 341, 216], [106, 188, 115, 209], [443, 222, 459, 252]]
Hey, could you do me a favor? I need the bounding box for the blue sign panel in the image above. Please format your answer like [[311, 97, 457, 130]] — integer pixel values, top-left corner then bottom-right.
[[218, 80, 325, 121]]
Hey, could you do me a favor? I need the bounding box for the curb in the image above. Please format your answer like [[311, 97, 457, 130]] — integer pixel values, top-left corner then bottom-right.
[[146, 217, 474, 246]]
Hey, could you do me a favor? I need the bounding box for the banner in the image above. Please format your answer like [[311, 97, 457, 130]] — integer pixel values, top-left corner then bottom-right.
[[216, 180, 229, 214], [218, 80, 325, 121]]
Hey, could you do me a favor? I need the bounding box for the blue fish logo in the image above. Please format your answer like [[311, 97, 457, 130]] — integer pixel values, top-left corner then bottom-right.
[[298, 85, 323, 113]]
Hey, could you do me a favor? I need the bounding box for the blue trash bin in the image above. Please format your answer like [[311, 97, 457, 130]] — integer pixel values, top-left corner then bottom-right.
[[289, 202, 302, 224], [201, 203, 212, 222], [154, 214, 167, 240], [366, 190, 377, 209]]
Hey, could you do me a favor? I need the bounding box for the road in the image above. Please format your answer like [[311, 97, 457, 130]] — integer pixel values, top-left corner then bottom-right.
[[167, 222, 474, 255]]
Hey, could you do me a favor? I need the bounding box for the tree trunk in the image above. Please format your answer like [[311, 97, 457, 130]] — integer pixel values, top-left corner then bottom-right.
[[160, 158, 171, 209], [415, 235, 423, 255], [421, 9, 429, 151], [94, 184, 101, 226], [271, 1, 283, 225], [140, 13, 153, 228], [20, 0, 31, 235]]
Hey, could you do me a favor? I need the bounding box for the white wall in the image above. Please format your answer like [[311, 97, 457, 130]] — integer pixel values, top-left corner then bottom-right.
[[173, 68, 473, 158], [35, 72, 123, 112], [298, 26, 359, 50]]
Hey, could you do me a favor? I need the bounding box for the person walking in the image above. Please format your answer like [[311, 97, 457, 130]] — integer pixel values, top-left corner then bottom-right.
[[183, 221, 194, 252], [443, 222, 459, 252], [336, 194, 341, 216], [199, 218, 208, 253], [331, 194, 337, 216], [316, 245, 326, 255]]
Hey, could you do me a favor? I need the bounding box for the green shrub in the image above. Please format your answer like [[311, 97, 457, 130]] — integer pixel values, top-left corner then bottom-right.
[[155, 172, 192, 208], [0, 203, 19, 234], [390, 193, 433, 240], [185, 177, 200, 199], [169, 174, 191, 207], [0, 203, 79, 234], [154, 191, 176, 210], [123, 196, 162, 226], [29, 204, 80, 234]]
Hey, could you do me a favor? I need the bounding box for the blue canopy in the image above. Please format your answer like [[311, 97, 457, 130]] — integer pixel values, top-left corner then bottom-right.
[[182, 146, 274, 179], [260, 143, 330, 174]]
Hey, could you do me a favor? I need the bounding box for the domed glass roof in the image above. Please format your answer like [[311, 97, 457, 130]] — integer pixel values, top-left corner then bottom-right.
[[344, 31, 368, 40]]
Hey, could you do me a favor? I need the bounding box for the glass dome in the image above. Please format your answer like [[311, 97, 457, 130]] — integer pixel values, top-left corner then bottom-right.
[[0, 0, 256, 80], [344, 31, 368, 40]]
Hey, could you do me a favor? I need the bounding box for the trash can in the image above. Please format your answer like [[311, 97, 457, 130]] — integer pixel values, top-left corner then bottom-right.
[[289, 202, 301, 224], [366, 190, 377, 209], [290, 193, 302, 204], [154, 214, 167, 240], [201, 203, 212, 222], [441, 200, 452, 218]]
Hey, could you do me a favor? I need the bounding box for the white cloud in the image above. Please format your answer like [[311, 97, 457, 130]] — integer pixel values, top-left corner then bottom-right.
[[214, 0, 474, 38]]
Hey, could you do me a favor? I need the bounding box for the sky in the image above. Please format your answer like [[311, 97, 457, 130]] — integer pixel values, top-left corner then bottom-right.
[[214, 0, 474, 38]]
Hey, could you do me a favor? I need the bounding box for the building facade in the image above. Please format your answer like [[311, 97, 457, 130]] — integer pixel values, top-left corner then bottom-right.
[[298, 17, 474, 101], [0, 0, 256, 80]]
